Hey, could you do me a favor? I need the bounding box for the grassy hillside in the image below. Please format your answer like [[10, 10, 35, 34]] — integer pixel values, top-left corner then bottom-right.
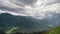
[[47, 26, 60, 34]]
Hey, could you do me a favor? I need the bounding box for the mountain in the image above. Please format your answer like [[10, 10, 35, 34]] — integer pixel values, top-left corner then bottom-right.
[[0, 13, 54, 33], [44, 13, 60, 27]]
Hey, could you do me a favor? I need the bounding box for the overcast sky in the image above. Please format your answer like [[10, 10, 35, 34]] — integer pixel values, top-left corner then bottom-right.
[[0, 0, 60, 19]]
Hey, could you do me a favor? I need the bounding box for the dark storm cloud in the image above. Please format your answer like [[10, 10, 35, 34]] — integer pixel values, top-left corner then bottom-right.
[[0, 6, 24, 12], [0, 0, 37, 13], [19, 0, 37, 5], [0, 0, 24, 12], [10, 0, 37, 5], [9, 0, 37, 7]]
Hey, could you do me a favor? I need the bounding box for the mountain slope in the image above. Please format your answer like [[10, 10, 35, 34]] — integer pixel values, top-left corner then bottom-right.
[[0, 13, 56, 32]]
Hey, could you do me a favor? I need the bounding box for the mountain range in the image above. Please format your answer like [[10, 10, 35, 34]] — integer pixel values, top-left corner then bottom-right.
[[0, 13, 60, 33]]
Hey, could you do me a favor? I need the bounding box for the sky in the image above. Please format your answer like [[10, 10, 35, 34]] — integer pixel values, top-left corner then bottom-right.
[[0, 0, 60, 32], [0, 0, 60, 19]]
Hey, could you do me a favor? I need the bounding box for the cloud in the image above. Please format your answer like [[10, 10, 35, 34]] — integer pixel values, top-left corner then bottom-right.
[[0, 0, 25, 12], [0, 0, 59, 16], [45, 0, 60, 5], [0, 0, 37, 12], [0, 0, 60, 23], [34, 0, 60, 6]]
